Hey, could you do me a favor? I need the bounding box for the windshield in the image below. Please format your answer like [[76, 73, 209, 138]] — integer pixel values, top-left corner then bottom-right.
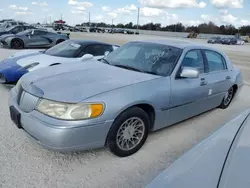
[[44, 40, 83, 58], [103, 42, 182, 76]]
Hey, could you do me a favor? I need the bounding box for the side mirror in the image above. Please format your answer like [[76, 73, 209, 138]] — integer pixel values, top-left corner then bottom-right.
[[80, 54, 94, 60], [180, 67, 199, 78], [104, 51, 110, 56]]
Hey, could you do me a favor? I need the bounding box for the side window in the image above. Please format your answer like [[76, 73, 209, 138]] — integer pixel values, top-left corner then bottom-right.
[[33, 30, 47, 36], [84, 44, 107, 56], [103, 45, 114, 53], [204, 50, 226, 72], [181, 50, 204, 73]]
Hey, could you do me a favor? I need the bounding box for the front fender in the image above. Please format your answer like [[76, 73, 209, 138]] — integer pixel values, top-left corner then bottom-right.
[[82, 77, 171, 124], [5, 36, 16, 45]]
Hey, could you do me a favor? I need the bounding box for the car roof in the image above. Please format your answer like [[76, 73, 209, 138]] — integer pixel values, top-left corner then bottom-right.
[[132, 39, 225, 55], [133, 39, 207, 49], [69, 39, 116, 46]]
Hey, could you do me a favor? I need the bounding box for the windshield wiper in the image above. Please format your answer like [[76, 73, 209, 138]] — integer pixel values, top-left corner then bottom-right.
[[113, 64, 158, 75], [113, 64, 143, 72], [101, 58, 110, 64], [142, 71, 158, 75]]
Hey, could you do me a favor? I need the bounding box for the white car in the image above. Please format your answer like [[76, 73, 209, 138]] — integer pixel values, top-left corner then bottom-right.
[[0, 40, 119, 83]]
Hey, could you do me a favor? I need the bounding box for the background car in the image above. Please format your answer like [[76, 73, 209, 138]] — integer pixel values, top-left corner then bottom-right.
[[0, 39, 119, 83], [221, 37, 244, 45], [0, 25, 36, 36], [0, 20, 27, 29], [146, 108, 250, 188], [8, 40, 242, 157], [207, 36, 221, 44], [0, 29, 69, 49]]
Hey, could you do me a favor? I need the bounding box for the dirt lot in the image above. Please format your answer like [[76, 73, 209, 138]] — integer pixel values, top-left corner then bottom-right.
[[0, 32, 250, 188]]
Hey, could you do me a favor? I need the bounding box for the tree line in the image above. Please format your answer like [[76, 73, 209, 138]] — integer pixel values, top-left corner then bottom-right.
[[78, 21, 250, 36]]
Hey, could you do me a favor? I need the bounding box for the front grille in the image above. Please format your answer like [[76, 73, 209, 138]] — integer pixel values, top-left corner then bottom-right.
[[17, 87, 39, 113], [17, 86, 24, 105]]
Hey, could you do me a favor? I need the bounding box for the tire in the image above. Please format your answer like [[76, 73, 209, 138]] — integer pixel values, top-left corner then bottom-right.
[[219, 86, 234, 109], [0, 73, 6, 84], [56, 39, 64, 45], [11, 39, 24, 49], [106, 107, 150, 157]]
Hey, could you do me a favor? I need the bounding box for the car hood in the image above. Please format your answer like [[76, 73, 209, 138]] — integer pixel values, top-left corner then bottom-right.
[[16, 53, 78, 67], [146, 109, 250, 188], [0, 52, 42, 71], [218, 111, 250, 188], [21, 60, 160, 103]]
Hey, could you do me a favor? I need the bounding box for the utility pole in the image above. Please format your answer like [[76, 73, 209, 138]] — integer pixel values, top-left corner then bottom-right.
[[50, 16, 52, 25], [88, 12, 91, 27], [137, 7, 140, 30]]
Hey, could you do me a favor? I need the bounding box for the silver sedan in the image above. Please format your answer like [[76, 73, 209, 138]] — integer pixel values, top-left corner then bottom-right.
[[8, 39, 243, 157], [147, 108, 250, 188]]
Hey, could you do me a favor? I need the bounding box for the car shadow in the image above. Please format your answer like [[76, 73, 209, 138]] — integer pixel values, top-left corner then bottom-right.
[[1, 83, 15, 91]]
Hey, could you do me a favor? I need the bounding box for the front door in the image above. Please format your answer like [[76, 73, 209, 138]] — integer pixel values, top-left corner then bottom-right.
[[168, 49, 209, 125], [27, 30, 50, 47]]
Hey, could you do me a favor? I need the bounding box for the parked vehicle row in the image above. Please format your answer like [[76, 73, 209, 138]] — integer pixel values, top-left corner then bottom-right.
[[3, 39, 242, 157], [207, 36, 245, 45], [106, 28, 139, 35]]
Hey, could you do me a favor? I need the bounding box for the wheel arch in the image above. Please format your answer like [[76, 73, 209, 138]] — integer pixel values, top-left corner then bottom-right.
[[113, 101, 156, 130], [11, 38, 24, 48]]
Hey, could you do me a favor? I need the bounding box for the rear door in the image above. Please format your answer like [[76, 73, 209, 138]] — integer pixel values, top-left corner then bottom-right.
[[202, 49, 232, 108], [168, 49, 210, 125]]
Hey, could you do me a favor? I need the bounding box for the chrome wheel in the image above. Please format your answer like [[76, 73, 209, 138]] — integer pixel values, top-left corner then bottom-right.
[[224, 87, 234, 106], [116, 117, 145, 151]]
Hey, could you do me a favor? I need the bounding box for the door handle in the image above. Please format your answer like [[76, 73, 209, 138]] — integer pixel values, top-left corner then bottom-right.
[[226, 76, 231, 80], [200, 80, 208, 86]]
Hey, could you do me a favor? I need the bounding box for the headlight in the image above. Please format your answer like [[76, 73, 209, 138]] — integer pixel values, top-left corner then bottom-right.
[[23, 62, 39, 71], [36, 99, 104, 120], [15, 78, 22, 92]]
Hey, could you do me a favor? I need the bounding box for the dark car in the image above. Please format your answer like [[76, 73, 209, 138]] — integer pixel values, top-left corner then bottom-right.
[[89, 27, 105, 33], [221, 37, 237, 45], [125, 30, 135, 34], [0, 29, 69, 49], [0, 25, 36, 36], [207, 36, 221, 44]]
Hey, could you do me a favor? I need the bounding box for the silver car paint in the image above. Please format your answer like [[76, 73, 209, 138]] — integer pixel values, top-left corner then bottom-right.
[[9, 41, 243, 150], [146, 109, 250, 188], [4, 31, 69, 48], [218, 112, 250, 188]]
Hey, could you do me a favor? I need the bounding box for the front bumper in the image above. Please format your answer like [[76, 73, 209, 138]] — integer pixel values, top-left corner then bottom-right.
[[0, 63, 28, 83], [0, 40, 9, 48], [8, 88, 113, 151]]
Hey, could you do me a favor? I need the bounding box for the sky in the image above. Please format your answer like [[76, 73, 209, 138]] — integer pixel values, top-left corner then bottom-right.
[[0, 0, 249, 27]]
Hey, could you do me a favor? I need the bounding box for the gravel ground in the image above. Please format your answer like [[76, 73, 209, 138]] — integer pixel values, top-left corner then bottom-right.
[[1, 33, 250, 188]]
